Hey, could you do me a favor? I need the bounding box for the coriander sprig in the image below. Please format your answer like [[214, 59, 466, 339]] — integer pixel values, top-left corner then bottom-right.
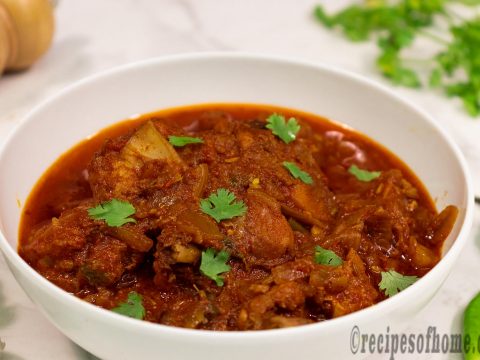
[[168, 136, 204, 147], [314, 1, 480, 116], [112, 291, 146, 319], [314, 245, 343, 266], [200, 248, 231, 286], [348, 165, 381, 182], [379, 270, 418, 297], [266, 114, 301, 143], [200, 188, 247, 222], [283, 161, 313, 184], [88, 199, 136, 227]]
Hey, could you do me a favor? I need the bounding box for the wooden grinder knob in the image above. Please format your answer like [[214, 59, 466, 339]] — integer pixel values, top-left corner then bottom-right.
[[0, 0, 54, 75]]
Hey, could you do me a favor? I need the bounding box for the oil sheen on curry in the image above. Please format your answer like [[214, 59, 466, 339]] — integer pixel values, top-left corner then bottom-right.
[[19, 104, 458, 330]]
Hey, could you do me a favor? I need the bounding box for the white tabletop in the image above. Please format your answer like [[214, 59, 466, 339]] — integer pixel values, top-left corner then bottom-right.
[[0, 1, 479, 359]]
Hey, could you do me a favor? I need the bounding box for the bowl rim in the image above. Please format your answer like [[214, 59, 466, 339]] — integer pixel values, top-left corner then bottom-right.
[[0, 52, 474, 340]]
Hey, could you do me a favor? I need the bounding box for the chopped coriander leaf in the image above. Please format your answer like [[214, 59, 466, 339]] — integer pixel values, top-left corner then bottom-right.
[[200, 188, 247, 223], [168, 135, 204, 147], [314, 245, 343, 266], [283, 162, 313, 184], [348, 165, 381, 182], [266, 114, 300, 144], [88, 199, 136, 227], [112, 291, 145, 319], [200, 248, 231, 286], [379, 270, 418, 297]]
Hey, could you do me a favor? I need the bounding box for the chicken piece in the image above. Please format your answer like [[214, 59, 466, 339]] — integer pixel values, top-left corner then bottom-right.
[[80, 237, 128, 287], [21, 203, 95, 267], [272, 258, 315, 285], [161, 297, 213, 329], [228, 190, 294, 266], [241, 281, 306, 329], [88, 121, 183, 200], [310, 249, 378, 318], [152, 210, 224, 288]]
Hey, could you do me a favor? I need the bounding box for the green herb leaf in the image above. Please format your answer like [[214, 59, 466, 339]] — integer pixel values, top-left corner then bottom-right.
[[112, 292, 145, 319], [379, 270, 418, 297], [314, 245, 343, 266], [464, 292, 480, 360], [313, 1, 480, 117], [377, 50, 421, 88], [314, 6, 334, 28], [348, 165, 381, 182], [429, 68, 442, 88], [283, 162, 313, 184], [266, 114, 300, 144], [88, 199, 136, 227], [392, 67, 422, 88], [200, 188, 247, 222], [168, 136, 204, 147], [454, 0, 480, 5], [200, 248, 231, 286]]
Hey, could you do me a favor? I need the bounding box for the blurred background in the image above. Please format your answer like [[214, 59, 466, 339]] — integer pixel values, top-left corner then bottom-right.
[[0, 1, 479, 359]]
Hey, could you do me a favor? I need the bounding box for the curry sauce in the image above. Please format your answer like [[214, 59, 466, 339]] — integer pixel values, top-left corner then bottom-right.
[[19, 104, 458, 330]]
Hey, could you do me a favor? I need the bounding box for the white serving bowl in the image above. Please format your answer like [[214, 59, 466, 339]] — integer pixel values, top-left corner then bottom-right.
[[0, 54, 474, 360]]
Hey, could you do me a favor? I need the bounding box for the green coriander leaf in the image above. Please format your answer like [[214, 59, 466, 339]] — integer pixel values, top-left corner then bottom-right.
[[391, 29, 415, 49], [463, 292, 480, 360], [327, 5, 379, 41], [266, 114, 300, 144], [88, 199, 136, 227], [112, 292, 145, 319], [200, 248, 231, 286], [436, 46, 461, 76], [437, 16, 480, 116], [392, 67, 422, 88], [314, 245, 343, 266], [445, 83, 469, 97], [463, 94, 480, 116], [168, 135, 204, 147], [379, 28, 416, 51], [454, 0, 480, 5], [429, 68, 442, 88], [313, 5, 334, 28], [283, 162, 313, 184], [377, 50, 421, 88], [348, 165, 381, 182], [379, 270, 418, 297], [200, 188, 247, 222], [377, 49, 399, 76]]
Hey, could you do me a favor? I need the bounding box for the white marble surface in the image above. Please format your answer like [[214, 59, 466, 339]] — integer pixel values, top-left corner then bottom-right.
[[0, 1, 479, 359]]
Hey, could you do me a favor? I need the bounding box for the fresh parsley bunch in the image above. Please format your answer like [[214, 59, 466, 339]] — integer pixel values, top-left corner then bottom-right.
[[315, 0, 480, 116]]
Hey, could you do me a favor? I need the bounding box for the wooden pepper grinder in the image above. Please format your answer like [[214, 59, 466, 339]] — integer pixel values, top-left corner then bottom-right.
[[0, 0, 54, 75]]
